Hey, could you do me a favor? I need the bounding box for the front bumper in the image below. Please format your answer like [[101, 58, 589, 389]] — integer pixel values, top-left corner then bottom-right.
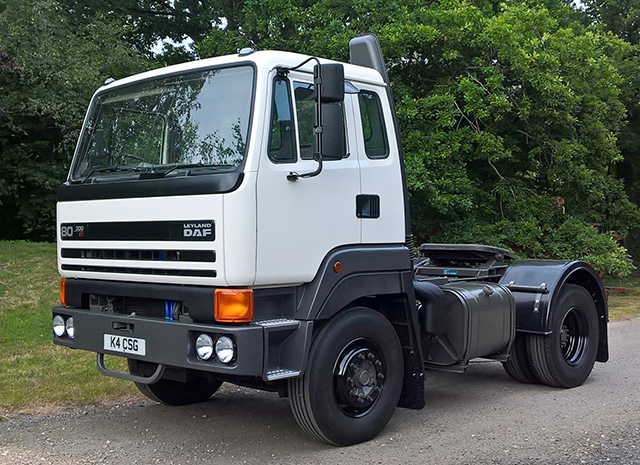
[[52, 306, 312, 382]]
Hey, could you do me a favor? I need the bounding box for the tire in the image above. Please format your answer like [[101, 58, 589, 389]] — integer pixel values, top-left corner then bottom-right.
[[288, 307, 403, 446], [128, 360, 223, 406], [503, 332, 539, 384], [527, 284, 599, 388]]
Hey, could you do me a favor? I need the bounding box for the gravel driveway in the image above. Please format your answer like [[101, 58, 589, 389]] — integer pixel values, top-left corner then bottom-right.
[[1, 317, 639, 464]]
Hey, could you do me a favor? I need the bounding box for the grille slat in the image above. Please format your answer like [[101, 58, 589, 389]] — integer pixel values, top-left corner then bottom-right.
[[62, 264, 216, 278], [61, 248, 215, 263]]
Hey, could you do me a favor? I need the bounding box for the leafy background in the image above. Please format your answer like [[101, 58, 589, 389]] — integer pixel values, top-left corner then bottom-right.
[[1, 0, 640, 275]]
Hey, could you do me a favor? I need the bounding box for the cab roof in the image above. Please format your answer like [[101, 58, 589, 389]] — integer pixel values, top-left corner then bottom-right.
[[97, 49, 387, 95]]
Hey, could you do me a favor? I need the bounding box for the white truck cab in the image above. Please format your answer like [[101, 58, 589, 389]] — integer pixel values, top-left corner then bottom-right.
[[57, 50, 405, 288]]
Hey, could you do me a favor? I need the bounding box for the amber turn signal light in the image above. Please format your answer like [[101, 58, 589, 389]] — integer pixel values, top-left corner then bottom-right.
[[60, 279, 67, 306], [214, 289, 254, 323]]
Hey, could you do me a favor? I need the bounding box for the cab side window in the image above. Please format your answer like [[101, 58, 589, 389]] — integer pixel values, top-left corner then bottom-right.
[[358, 91, 388, 159], [268, 78, 296, 163], [294, 81, 347, 160]]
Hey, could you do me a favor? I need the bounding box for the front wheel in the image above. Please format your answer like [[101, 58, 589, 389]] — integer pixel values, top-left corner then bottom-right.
[[288, 307, 403, 446], [527, 284, 599, 388], [128, 360, 223, 406]]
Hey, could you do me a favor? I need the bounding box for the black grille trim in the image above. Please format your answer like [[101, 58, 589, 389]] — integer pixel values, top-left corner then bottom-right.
[[61, 248, 215, 262], [62, 264, 217, 278]]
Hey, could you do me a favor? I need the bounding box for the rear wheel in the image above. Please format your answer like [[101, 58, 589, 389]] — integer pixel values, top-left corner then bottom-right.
[[503, 332, 539, 384], [288, 307, 403, 446], [527, 284, 599, 388], [128, 360, 223, 406]]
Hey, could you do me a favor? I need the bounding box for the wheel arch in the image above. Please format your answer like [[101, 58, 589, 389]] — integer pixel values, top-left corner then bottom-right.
[[499, 259, 608, 362], [296, 245, 426, 410]]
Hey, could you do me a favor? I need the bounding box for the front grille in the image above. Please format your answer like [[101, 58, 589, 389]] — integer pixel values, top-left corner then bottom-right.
[[62, 264, 217, 278], [90, 295, 179, 319], [61, 248, 215, 262]]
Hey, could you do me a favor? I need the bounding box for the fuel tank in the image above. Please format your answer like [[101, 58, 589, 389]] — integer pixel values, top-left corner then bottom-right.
[[421, 281, 515, 371]]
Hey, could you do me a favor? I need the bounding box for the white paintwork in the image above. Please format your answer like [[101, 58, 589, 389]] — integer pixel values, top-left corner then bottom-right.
[[254, 70, 362, 285], [348, 83, 406, 245], [222, 171, 258, 286], [57, 193, 226, 286]]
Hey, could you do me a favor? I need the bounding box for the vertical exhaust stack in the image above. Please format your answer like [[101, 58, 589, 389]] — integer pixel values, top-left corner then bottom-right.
[[349, 34, 390, 85]]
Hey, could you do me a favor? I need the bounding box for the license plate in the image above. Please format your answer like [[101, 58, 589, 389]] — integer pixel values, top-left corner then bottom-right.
[[103, 334, 146, 356]]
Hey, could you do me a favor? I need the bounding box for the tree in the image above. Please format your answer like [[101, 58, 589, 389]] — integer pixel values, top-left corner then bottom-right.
[[0, 0, 150, 240], [60, 0, 246, 63], [582, 0, 640, 262]]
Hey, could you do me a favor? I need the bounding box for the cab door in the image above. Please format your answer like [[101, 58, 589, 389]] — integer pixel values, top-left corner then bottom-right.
[[255, 72, 362, 286], [350, 85, 405, 245]]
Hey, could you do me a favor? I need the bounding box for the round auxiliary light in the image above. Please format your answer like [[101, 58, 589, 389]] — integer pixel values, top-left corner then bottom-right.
[[195, 334, 214, 360], [53, 315, 66, 337], [216, 336, 234, 364], [65, 317, 75, 339]]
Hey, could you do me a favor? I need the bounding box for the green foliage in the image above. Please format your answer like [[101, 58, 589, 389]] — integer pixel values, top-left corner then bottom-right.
[[387, 1, 637, 274], [445, 213, 634, 276], [584, 0, 640, 45], [0, 0, 151, 240], [61, 0, 216, 54], [582, 1, 640, 265]]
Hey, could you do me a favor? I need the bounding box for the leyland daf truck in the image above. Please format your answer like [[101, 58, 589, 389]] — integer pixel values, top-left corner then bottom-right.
[[52, 34, 608, 446]]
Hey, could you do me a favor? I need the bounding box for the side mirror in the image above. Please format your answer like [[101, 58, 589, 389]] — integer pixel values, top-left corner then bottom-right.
[[315, 63, 345, 103], [316, 103, 344, 160], [286, 61, 345, 181], [314, 63, 344, 161]]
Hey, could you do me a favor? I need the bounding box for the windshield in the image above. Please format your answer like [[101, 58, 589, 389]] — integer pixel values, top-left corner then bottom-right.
[[70, 65, 254, 182]]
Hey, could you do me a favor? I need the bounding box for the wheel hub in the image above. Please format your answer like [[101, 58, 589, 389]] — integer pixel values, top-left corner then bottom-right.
[[334, 341, 385, 416], [560, 307, 588, 366]]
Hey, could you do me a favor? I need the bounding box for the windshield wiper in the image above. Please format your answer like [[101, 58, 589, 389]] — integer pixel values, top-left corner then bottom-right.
[[161, 163, 235, 178], [161, 163, 206, 177], [81, 166, 139, 183], [79, 163, 235, 183]]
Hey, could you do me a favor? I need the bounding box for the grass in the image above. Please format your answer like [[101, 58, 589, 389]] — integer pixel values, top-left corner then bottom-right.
[[0, 241, 639, 416], [602, 272, 640, 321], [0, 241, 137, 417]]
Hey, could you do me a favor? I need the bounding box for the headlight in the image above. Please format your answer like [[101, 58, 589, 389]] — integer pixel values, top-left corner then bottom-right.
[[195, 334, 214, 360], [53, 315, 66, 337], [215, 336, 234, 364], [65, 317, 75, 339]]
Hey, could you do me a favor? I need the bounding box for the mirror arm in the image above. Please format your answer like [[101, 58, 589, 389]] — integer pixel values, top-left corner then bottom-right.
[[282, 58, 325, 182], [287, 153, 323, 181]]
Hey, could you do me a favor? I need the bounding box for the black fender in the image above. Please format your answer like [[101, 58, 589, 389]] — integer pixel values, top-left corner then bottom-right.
[[295, 244, 426, 409], [499, 260, 608, 362], [295, 245, 413, 321]]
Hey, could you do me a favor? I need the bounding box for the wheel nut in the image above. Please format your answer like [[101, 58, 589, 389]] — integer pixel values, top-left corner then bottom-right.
[[377, 373, 385, 379], [358, 353, 365, 361], [368, 353, 375, 360]]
